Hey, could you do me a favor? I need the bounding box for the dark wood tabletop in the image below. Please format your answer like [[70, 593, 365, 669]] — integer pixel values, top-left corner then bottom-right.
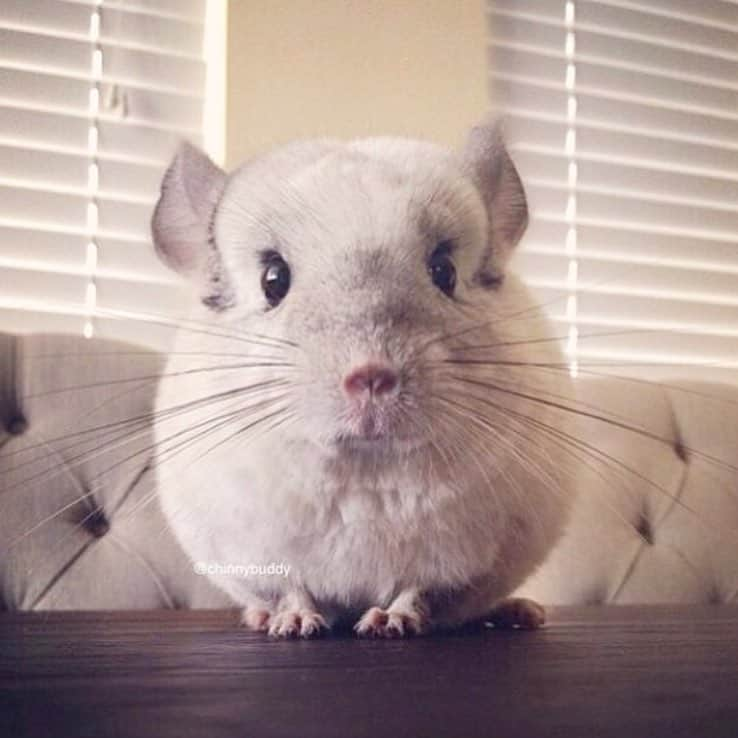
[[1, 605, 737, 738]]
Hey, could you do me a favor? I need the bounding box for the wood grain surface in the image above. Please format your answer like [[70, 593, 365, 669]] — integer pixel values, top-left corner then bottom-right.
[[1, 606, 737, 738]]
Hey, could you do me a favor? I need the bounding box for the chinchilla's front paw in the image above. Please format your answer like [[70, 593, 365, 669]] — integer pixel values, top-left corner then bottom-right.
[[241, 591, 330, 639], [354, 602, 429, 639], [486, 597, 546, 630], [242, 606, 329, 639], [268, 609, 329, 639]]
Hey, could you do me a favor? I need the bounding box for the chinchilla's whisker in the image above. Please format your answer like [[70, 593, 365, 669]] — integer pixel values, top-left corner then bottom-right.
[[22, 361, 296, 401], [415, 290, 565, 357], [142, 405, 299, 522], [420, 405, 465, 482], [436, 356, 738, 410], [493, 411, 660, 548], [487, 260, 659, 332], [420, 253, 719, 358], [452, 388, 671, 534], [447, 327, 663, 354], [455, 385, 738, 540], [2, 378, 290, 471], [122, 404, 295, 523], [143, 407, 300, 563], [1, 386, 289, 496], [437, 393, 562, 504], [433, 394, 531, 505], [448, 374, 738, 476], [393, 405, 439, 487], [434, 355, 738, 408], [431, 402, 508, 504], [9, 359, 290, 467], [25, 349, 260, 361], [522, 361, 738, 410], [513, 426, 660, 554], [191, 406, 296, 468], [2, 397, 290, 552], [448, 403, 564, 528], [22, 500, 135, 605], [432, 364, 641, 428], [435, 391, 657, 551], [526, 416, 737, 546], [92, 305, 299, 350], [2, 380, 272, 465], [438, 358, 733, 371], [142, 403, 286, 482], [426, 423, 459, 487]]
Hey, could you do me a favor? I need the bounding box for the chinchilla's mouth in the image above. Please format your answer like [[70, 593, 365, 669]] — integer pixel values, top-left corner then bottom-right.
[[332, 432, 425, 456]]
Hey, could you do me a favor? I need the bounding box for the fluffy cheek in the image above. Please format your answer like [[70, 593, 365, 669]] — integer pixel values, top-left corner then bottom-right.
[[295, 385, 347, 444]]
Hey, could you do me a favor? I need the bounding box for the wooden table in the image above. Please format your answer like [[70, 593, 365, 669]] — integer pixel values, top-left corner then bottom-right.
[[1, 606, 737, 738]]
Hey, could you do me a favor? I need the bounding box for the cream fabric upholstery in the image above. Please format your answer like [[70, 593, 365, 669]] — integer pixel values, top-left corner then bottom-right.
[[518, 377, 738, 605], [0, 333, 227, 610], [0, 332, 736, 610]]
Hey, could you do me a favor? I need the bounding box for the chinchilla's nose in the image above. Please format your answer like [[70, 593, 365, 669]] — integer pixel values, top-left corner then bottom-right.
[[343, 363, 398, 398]]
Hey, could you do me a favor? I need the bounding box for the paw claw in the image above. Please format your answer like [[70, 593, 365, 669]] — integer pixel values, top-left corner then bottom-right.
[[241, 608, 271, 632], [355, 606, 427, 638], [299, 611, 328, 638], [487, 597, 546, 630], [268, 610, 328, 639]]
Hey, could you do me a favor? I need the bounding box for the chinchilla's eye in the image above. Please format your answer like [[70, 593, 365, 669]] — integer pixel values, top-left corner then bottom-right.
[[261, 254, 291, 307], [428, 242, 456, 297]]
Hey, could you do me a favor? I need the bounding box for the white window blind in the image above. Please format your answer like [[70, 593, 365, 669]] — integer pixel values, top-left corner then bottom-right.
[[0, 0, 218, 348], [489, 0, 738, 383]]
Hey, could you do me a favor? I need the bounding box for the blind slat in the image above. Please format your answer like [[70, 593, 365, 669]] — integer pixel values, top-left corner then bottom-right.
[[0, 306, 86, 335], [578, 2, 738, 60], [99, 7, 203, 57], [525, 182, 738, 236], [0, 106, 194, 163], [589, 0, 738, 30], [527, 285, 738, 333], [496, 79, 738, 148], [0, 145, 163, 200], [513, 251, 738, 304], [492, 46, 738, 114], [0, 0, 203, 57], [493, 13, 738, 87], [1, 0, 208, 348], [512, 148, 738, 206], [0, 224, 178, 286], [0, 0, 91, 36], [0, 184, 153, 241], [96, 276, 187, 317], [0, 303, 179, 350], [67, 0, 206, 24], [0, 67, 202, 130], [0, 266, 186, 315], [555, 322, 738, 365], [504, 114, 738, 180], [491, 0, 738, 379], [0, 28, 204, 94], [492, 1, 738, 60]]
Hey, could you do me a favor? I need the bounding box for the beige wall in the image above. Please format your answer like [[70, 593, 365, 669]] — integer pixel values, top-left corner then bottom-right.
[[226, 0, 489, 167]]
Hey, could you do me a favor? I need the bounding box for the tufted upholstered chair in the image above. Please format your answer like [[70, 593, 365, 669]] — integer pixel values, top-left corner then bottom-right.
[[1, 331, 737, 611]]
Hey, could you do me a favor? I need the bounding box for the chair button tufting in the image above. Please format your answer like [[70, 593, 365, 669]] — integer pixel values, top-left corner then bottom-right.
[[635, 514, 654, 545], [6, 415, 27, 435], [85, 509, 110, 538], [673, 440, 687, 462]]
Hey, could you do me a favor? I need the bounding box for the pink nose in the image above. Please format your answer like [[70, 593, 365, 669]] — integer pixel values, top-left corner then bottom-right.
[[343, 364, 398, 398]]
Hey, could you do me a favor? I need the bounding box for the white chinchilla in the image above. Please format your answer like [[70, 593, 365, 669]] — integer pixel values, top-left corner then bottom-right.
[[151, 118, 577, 638]]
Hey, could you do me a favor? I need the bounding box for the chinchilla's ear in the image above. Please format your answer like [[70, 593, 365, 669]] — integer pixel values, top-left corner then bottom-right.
[[462, 117, 529, 265], [152, 142, 234, 310], [152, 141, 226, 276]]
